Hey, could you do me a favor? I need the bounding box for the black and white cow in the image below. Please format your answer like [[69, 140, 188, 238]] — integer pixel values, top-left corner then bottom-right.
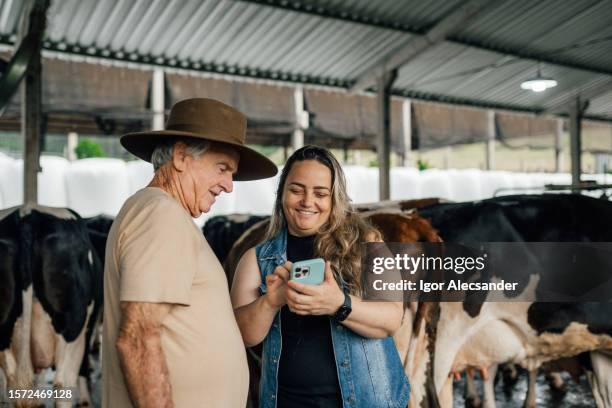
[[0, 207, 31, 402], [203, 214, 269, 266], [0, 206, 102, 407], [406, 194, 612, 408], [84, 215, 114, 266]]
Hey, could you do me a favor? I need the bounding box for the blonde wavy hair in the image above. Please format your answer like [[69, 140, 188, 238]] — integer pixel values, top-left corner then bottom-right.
[[265, 145, 380, 294]]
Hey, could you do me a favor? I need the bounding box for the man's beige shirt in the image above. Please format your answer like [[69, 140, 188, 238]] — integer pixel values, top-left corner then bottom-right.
[[102, 187, 249, 407]]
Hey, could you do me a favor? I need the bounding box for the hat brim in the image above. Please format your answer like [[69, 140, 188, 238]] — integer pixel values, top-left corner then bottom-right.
[[120, 130, 278, 181]]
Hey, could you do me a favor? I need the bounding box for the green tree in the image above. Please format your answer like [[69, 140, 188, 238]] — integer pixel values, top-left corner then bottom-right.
[[417, 159, 430, 171], [75, 139, 106, 159]]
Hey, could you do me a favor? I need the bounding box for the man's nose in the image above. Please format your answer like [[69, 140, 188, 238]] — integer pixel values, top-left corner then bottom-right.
[[221, 174, 233, 193]]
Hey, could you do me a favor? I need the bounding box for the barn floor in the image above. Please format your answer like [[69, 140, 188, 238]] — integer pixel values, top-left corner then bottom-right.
[[83, 354, 596, 407], [453, 369, 595, 407]]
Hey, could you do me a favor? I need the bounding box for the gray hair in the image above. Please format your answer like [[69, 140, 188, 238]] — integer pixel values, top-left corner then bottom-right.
[[151, 137, 211, 171]]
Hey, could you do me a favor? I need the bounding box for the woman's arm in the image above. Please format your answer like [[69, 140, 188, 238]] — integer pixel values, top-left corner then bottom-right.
[[230, 248, 289, 347], [344, 232, 404, 337], [340, 297, 404, 338]]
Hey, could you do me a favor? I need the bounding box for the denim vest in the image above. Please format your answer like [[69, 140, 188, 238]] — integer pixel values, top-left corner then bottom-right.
[[256, 228, 410, 408]]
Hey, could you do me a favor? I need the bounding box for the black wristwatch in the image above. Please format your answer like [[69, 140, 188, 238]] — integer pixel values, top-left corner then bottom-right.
[[333, 290, 352, 322]]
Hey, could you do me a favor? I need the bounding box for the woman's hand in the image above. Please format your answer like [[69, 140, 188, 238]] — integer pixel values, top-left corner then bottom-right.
[[285, 261, 345, 316], [263, 262, 291, 310]]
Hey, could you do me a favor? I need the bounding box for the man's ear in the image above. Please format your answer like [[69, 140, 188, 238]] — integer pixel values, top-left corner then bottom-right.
[[172, 142, 188, 172]]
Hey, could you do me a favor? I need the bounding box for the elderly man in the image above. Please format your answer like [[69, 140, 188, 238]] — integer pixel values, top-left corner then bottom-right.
[[102, 98, 277, 408]]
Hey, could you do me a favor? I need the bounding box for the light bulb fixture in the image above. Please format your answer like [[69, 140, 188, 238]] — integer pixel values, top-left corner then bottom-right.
[[520, 64, 557, 93]]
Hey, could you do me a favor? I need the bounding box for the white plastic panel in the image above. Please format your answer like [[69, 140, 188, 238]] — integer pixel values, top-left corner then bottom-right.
[[38, 155, 69, 207], [65, 158, 130, 217], [126, 160, 154, 194]]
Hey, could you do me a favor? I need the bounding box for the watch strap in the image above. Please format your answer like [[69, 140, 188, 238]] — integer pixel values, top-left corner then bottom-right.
[[334, 291, 352, 322]]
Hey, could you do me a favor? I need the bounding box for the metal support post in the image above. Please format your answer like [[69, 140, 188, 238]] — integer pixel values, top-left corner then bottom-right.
[[569, 97, 588, 191], [400, 99, 412, 167], [555, 118, 563, 173], [485, 110, 495, 170], [377, 69, 397, 200], [22, 33, 42, 205]]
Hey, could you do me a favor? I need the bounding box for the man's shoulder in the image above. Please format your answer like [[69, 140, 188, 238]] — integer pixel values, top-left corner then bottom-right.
[[114, 188, 192, 236], [122, 188, 185, 218]]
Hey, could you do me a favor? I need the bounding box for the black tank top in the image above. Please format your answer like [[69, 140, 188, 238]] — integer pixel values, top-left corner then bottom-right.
[[276, 233, 343, 408]]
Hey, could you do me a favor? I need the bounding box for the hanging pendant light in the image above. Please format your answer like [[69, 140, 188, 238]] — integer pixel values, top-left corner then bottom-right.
[[521, 64, 557, 92]]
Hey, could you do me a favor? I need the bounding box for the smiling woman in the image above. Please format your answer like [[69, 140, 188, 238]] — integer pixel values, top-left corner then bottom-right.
[[282, 160, 332, 236], [231, 145, 410, 408]]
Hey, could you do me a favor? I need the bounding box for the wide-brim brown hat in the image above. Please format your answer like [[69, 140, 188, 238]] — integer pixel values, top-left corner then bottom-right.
[[120, 98, 278, 181]]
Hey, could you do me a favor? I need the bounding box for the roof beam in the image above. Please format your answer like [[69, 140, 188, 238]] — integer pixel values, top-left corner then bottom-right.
[[240, 0, 612, 79], [350, 0, 497, 92], [545, 79, 612, 114]]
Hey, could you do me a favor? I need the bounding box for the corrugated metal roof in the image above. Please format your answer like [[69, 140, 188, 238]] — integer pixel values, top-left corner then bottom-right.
[[0, 0, 610, 120]]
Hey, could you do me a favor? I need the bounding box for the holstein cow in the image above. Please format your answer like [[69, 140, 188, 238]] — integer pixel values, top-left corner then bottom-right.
[[0, 206, 101, 407], [407, 194, 612, 408], [203, 214, 269, 265], [0, 207, 32, 404], [81, 215, 115, 388], [84, 215, 114, 265], [221, 210, 443, 408]]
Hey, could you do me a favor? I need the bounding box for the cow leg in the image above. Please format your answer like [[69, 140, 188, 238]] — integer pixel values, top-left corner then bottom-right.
[[588, 351, 612, 408], [439, 375, 453, 408], [393, 303, 415, 365], [523, 369, 537, 408], [0, 351, 13, 388], [545, 371, 564, 390], [0, 362, 6, 397], [482, 364, 497, 408], [76, 375, 93, 407], [14, 286, 34, 391], [405, 303, 440, 408], [6, 286, 37, 408], [501, 363, 519, 389], [545, 370, 566, 402], [53, 335, 86, 408], [464, 374, 482, 408], [53, 306, 91, 408]]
